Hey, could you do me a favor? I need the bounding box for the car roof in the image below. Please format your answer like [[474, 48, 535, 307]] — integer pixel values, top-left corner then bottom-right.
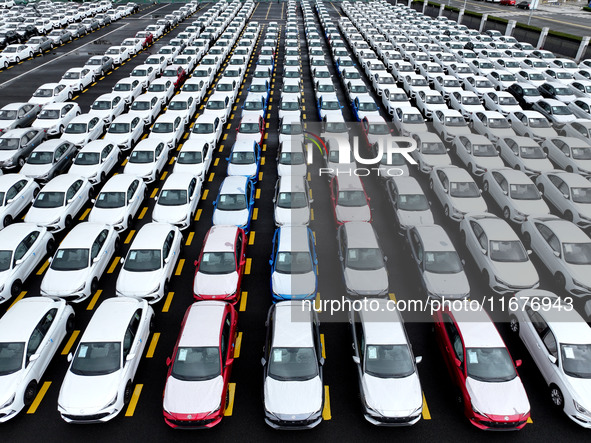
[[79, 140, 114, 153], [0, 297, 62, 342], [161, 172, 194, 190], [359, 301, 407, 345], [436, 165, 473, 181], [101, 173, 138, 191], [35, 138, 72, 151], [343, 221, 379, 249], [278, 175, 305, 192], [131, 222, 175, 248], [277, 225, 310, 252], [60, 222, 108, 249], [469, 213, 518, 240], [203, 225, 238, 253], [69, 113, 95, 123], [133, 138, 164, 151], [232, 139, 256, 151], [80, 297, 144, 343], [111, 113, 138, 123], [336, 174, 364, 190], [535, 216, 589, 243], [391, 175, 424, 194], [220, 175, 248, 194], [195, 113, 218, 123], [1, 128, 34, 137], [1, 102, 28, 110], [414, 225, 455, 251], [179, 301, 227, 347], [547, 170, 591, 187], [0, 222, 44, 250], [495, 167, 535, 184], [272, 301, 314, 348], [447, 301, 506, 348]]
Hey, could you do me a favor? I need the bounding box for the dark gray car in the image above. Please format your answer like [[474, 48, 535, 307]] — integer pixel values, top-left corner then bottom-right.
[[65, 24, 87, 39], [84, 55, 113, 77], [20, 139, 76, 182], [25, 36, 54, 54], [47, 29, 72, 45], [0, 103, 40, 135], [80, 18, 100, 32], [0, 128, 46, 170]]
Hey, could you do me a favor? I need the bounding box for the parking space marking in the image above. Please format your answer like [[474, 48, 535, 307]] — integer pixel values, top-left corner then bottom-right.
[[175, 259, 185, 276], [239, 291, 247, 312], [107, 256, 121, 274], [323, 386, 332, 420], [224, 383, 236, 416], [214, 158, 220, 166], [138, 207, 148, 219], [208, 172, 215, 182], [86, 290, 102, 311], [248, 231, 255, 245], [422, 392, 432, 420], [125, 384, 143, 417], [61, 330, 80, 355], [36, 260, 49, 275], [252, 208, 258, 220], [195, 208, 202, 220], [201, 190, 209, 200], [226, 124, 232, 130], [160, 171, 168, 181], [245, 258, 252, 275], [125, 230, 136, 244], [8, 291, 27, 310], [311, 208, 315, 221], [219, 144, 224, 153], [389, 293, 397, 302], [162, 292, 174, 313], [150, 188, 159, 198], [234, 332, 242, 358], [315, 293, 322, 312], [258, 172, 263, 181], [146, 333, 160, 358], [79, 208, 91, 221], [261, 157, 265, 166], [320, 334, 326, 359], [186, 232, 194, 246], [26, 381, 51, 414], [255, 188, 261, 199], [528, 417, 533, 424]]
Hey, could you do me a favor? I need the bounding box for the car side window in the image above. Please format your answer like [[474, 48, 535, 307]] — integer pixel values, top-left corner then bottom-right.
[[66, 180, 82, 201], [410, 231, 423, 262], [101, 144, 113, 161], [443, 314, 463, 366], [26, 308, 58, 362], [6, 184, 20, 201], [123, 309, 142, 361], [127, 180, 138, 203], [221, 313, 231, 363], [188, 178, 196, 198], [91, 229, 108, 261], [162, 231, 174, 260]]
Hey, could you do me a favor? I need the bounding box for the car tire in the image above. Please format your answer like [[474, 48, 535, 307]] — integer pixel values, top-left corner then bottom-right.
[[163, 279, 170, 296], [444, 205, 450, 218], [100, 69, 105, 76], [100, 172, 106, 183], [483, 181, 489, 193], [66, 314, 75, 334], [3, 215, 12, 228], [550, 385, 564, 409], [482, 269, 490, 287], [537, 183, 544, 194], [509, 315, 519, 333], [555, 272, 566, 293], [50, 43, 54, 49], [10, 279, 22, 298], [46, 238, 56, 255], [127, 215, 133, 230], [64, 215, 73, 230], [90, 278, 99, 295], [15, 57, 20, 63], [58, 125, 64, 134], [68, 92, 73, 100], [502, 206, 511, 221], [123, 381, 133, 405], [566, 166, 573, 173], [23, 381, 38, 406], [564, 210, 573, 222]]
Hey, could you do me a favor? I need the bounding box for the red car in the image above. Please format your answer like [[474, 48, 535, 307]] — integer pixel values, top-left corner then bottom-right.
[[432, 300, 531, 430], [193, 225, 246, 303], [135, 31, 154, 48], [162, 64, 187, 89], [500, 0, 516, 4], [163, 301, 238, 428], [235, 114, 265, 146]]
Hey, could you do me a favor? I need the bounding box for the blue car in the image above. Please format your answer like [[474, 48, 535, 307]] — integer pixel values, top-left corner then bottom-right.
[[212, 175, 256, 233]]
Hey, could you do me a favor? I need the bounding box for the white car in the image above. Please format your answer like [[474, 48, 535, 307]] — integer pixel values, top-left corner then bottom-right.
[[568, 98, 591, 120], [212, 175, 255, 232], [381, 87, 412, 115], [432, 109, 471, 142], [89, 174, 146, 231], [152, 173, 202, 230], [204, 94, 232, 124], [2, 44, 33, 64], [29, 83, 72, 107], [180, 77, 209, 104], [60, 114, 105, 147], [385, 175, 434, 233], [112, 78, 143, 105], [449, 90, 485, 118], [430, 166, 487, 221], [460, 213, 539, 294], [414, 90, 447, 119], [121, 38, 142, 56], [0, 174, 40, 228], [116, 223, 182, 303], [0, 297, 74, 420], [453, 134, 505, 176], [128, 94, 162, 126], [330, 175, 370, 224], [149, 114, 184, 151], [463, 76, 496, 99], [104, 45, 130, 65], [392, 107, 428, 137], [41, 223, 118, 302], [25, 174, 92, 232], [88, 93, 126, 124], [535, 170, 591, 229], [227, 139, 260, 180], [487, 70, 518, 91], [432, 75, 463, 100], [521, 215, 591, 297], [104, 114, 144, 152], [483, 168, 549, 222], [165, 93, 198, 126], [32, 102, 80, 136], [542, 136, 591, 176], [129, 64, 157, 90], [562, 120, 591, 146], [349, 299, 423, 426], [172, 138, 213, 181], [508, 111, 558, 142], [58, 296, 153, 423], [483, 90, 523, 116], [410, 132, 452, 173], [144, 54, 168, 75], [124, 139, 168, 183], [0, 223, 53, 302], [496, 136, 553, 175], [59, 68, 94, 93], [69, 140, 121, 185], [189, 114, 223, 147], [470, 111, 516, 142], [273, 175, 311, 227], [509, 290, 591, 428]]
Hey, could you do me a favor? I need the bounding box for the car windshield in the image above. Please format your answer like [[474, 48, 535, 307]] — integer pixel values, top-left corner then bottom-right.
[[0, 138, 19, 150], [279, 151, 304, 165], [153, 122, 173, 133], [398, 194, 429, 211], [364, 344, 414, 378], [426, 95, 444, 104], [346, 247, 384, 271], [551, 105, 571, 115], [231, 151, 255, 165], [488, 118, 510, 129], [444, 116, 466, 126], [450, 181, 480, 198], [146, 58, 161, 65], [322, 101, 340, 110], [275, 251, 313, 274], [129, 150, 154, 164], [108, 123, 130, 134], [317, 84, 334, 93], [475, 81, 493, 88], [281, 123, 303, 134], [358, 102, 378, 111], [268, 347, 318, 381], [171, 347, 221, 381], [368, 124, 389, 135], [250, 84, 267, 93], [489, 240, 528, 262], [132, 69, 147, 77], [178, 151, 202, 164], [403, 113, 424, 123], [556, 72, 573, 80], [239, 123, 259, 133], [50, 248, 89, 270], [217, 193, 247, 211], [424, 251, 463, 273], [572, 187, 591, 204], [500, 74, 516, 82], [123, 249, 162, 271], [95, 191, 125, 209], [472, 143, 497, 157], [337, 190, 366, 207], [421, 141, 447, 154], [444, 80, 461, 87], [158, 189, 187, 206], [199, 251, 236, 275], [0, 250, 12, 271], [462, 96, 481, 106], [528, 118, 550, 128], [466, 347, 516, 382], [390, 93, 407, 102], [522, 88, 541, 97], [33, 88, 53, 98], [518, 145, 545, 159], [499, 97, 518, 105], [281, 101, 299, 111], [0, 342, 24, 375], [65, 123, 88, 134], [70, 342, 121, 376], [563, 243, 591, 265], [114, 83, 131, 92], [33, 191, 64, 208], [206, 100, 225, 110], [74, 152, 99, 165], [571, 147, 591, 160], [509, 183, 540, 200], [278, 191, 307, 209], [148, 84, 166, 92], [63, 72, 80, 79], [561, 344, 591, 378], [244, 101, 263, 110], [87, 58, 102, 65], [0, 110, 17, 120]]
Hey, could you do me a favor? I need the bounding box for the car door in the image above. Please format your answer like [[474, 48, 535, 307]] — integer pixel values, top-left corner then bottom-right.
[[468, 220, 488, 272], [26, 307, 58, 375], [5, 179, 26, 216], [90, 229, 110, 276], [13, 229, 40, 277], [434, 169, 449, 206], [65, 179, 84, 215], [408, 229, 425, 285], [162, 231, 175, 278], [101, 143, 116, 173], [122, 309, 143, 379], [520, 306, 554, 384], [533, 222, 561, 274], [547, 174, 569, 213], [53, 144, 68, 175], [491, 171, 508, 204], [127, 179, 140, 214]]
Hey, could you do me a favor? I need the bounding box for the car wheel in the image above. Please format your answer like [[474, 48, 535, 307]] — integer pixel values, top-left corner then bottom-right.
[[566, 166, 573, 173], [522, 231, 531, 248], [127, 215, 133, 230], [23, 381, 38, 406], [10, 279, 22, 298], [50, 43, 54, 49], [29, 52, 33, 59], [555, 272, 566, 293], [90, 277, 99, 295], [3, 62, 7, 69], [550, 385, 564, 409], [503, 206, 511, 221], [149, 315, 155, 332], [46, 238, 56, 255], [564, 210, 573, 222], [15, 56, 20, 63], [467, 163, 473, 174], [537, 183, 544, 194], [64, 215, 73, 230], [66, 314, 75, 334], [114, 235, 121, 251], [68, 92, 73, 100], [482, 269, 490, 287], [483, 181, 489, 193], [509, 315, 519, 333], [124, 381, 133, 405], [163, 279, 170, 296], [100, 69, 105, 76], [3, 215, 12, 228], [428, 179, 433, 190], [444, 205, 449, 218], [99, 172, 106, 183], [58, 125, 64, 134]]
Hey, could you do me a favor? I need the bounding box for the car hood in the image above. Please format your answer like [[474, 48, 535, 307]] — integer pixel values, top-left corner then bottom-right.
[[193, 271, 238, 297], [573, 159, 591, 173], [530, 127, 557, 138], [0, 120, 16, 130], [424, 270, 469, 298], [0, 371, 23, 407], [420, 152, 452, 168], [124, 162, 156, 177], [25, 206, 63, 225], [275, 207, 309, 226], [522, 158, 554, 172], [117, 268, 163, 295], [163, 375, 223, 415], [488, 128, 516, 139], [0, 150, 17, 162], [361, 372, 422, 417], [59, 371, 121, 412], [264, 376, 323, 416], [227, 163, 257, 178], [152, 203, 189, 224], [450, 197, 487, 214], [344, 268, 388, 296], [20, 163, 52, 178], [174, 162, 205, 178], [490, 261, 539, 288], [565, 376, 591, 411], [335, 205, 371, 223], [89, 206, 127, 225], [32, 119, 59, 129], [69, 163, 101, 178], [61, 133, 88, 145], [446, 126, 472, 137], [213, 208, 249, 227], [466, 376, 530, 417], [566, 265, 591, 288], [272, 270, 316, 298], [41, 267, 89, 295], [513, 199, 550, 216], [398, 209, 434, 227], [104, 133, 130, 144], [474, 156, 505, 170]]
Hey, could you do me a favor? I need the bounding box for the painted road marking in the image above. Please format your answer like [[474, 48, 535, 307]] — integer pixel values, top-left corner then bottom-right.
[[86, 290, 102, 311], [248, 231, 255, 245], [201, 189, 209, 200], [175, 259, 185, 276], [162, 292, 174, 313], [315, 293, 322, 312], [389, 293, 397, 302], [320, 334, 326, 359], [160, 171, 168, 181], [125, 384, 143, 417], [186, 232, 194, 246], [245, 258, 252, 274], [150, 188, 159, 198], [234, 332, 242, 358], [253, 208, 258, 220], [8, 291, 26, 310], [26, 381, 51, 414], [79, 208, 90, 221], [125, 230, 135, 244], [195, 208, 202, 220], [323, 386, 332, 420], [138, 207, 148, 219], [146, 333, 160, 358], [208, 172, 215, 182], [239, 291, 247, 311], [422, 392, 431, 420], [61, 330, 80, 355], [224, 383, 236, 416], [107, 256, 121, 273], [36, 260, 49, 275]]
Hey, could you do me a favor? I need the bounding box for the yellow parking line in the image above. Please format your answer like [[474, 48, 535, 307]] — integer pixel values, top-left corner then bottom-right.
[[239, 291, 247, 311], [264, 133, 268, 140], [86, 290, 102, 311], [36, 260, 49, 275], [160, 171, 168, 181], [175, 259, 185, 276], [146, 333, 160, 358], [208, 172, 215, 182], [311, 208, 314, 221], [389, 293, 397, 302], [138, 207, 148, 219], [223, 133, 228, 140], [214, 158, 220, 167], [245, 258, 252, 274], [422, 392, 431, 420], [224, 383, 236, 416], [322, 386, 332, 420], [258, 172, 263, 181], [195, 208, 202, 220], [261, 157, 265, 166], [61, 330, 80, 355], [26, 381, 51, 414], [252, 208, 258, 220], [527, 417, 533, 424], [186, 232, 194, 246], [255, 189, 261, 199], [248, 231, 255, 245], [79, 208, 91, 221], [320, 334, 326, 359], [8, 291, 26, 310], [315, 293, 322, 312], [201, 190, 209, 200], [219, 145, 224, 153], [226, 124, 231, 130], [125, 230, 135, 244], [234, 332, 242, 358], [150, 188, 159, 198], [162, 292, 174, 313], [107, 256, 121, 273], [125, 384, 143, 417]]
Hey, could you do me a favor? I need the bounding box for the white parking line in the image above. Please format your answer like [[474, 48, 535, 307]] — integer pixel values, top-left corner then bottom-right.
[[138, 4, 170, 19], [0, 24, 129, 88]]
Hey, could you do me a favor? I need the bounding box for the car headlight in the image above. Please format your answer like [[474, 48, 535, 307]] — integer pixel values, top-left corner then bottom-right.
[[574, 400, 591, 417], [115, 217, 124, 225], [0, 394, 15, 409], [105, 394, 118, 409], [494, 276, 511, 286], [74, 284, 86, 293], [471, 403, 491, 420], [572, 279, 591, 292], [50, 217, 61, 225], [150, 284, 161, 294]]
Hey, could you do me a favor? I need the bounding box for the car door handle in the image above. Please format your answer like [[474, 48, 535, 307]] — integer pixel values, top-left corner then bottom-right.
[[537, 343, 541, 349]]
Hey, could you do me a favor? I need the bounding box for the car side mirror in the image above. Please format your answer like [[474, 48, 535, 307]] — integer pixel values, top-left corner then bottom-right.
[[166, 357, 172, 366], [67, 352, 73, 363], [515, 359, 522, 368], [260, 357, 266, 366], [454, 358, 462, 367], [548, 354, 557, 365], [126, 353, 136, 361], [563, 193, 569, 199], [553, 250, 560, 257], [352, 355, 360, 365], [480, 248, 487, 255], [92, 256, 100, 263], [319, 357, 325, 366], [120, 257, 124, 264], [91, 198, 96, 204], [29, 353, 40, 363], [154, 195, 158, 201]]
